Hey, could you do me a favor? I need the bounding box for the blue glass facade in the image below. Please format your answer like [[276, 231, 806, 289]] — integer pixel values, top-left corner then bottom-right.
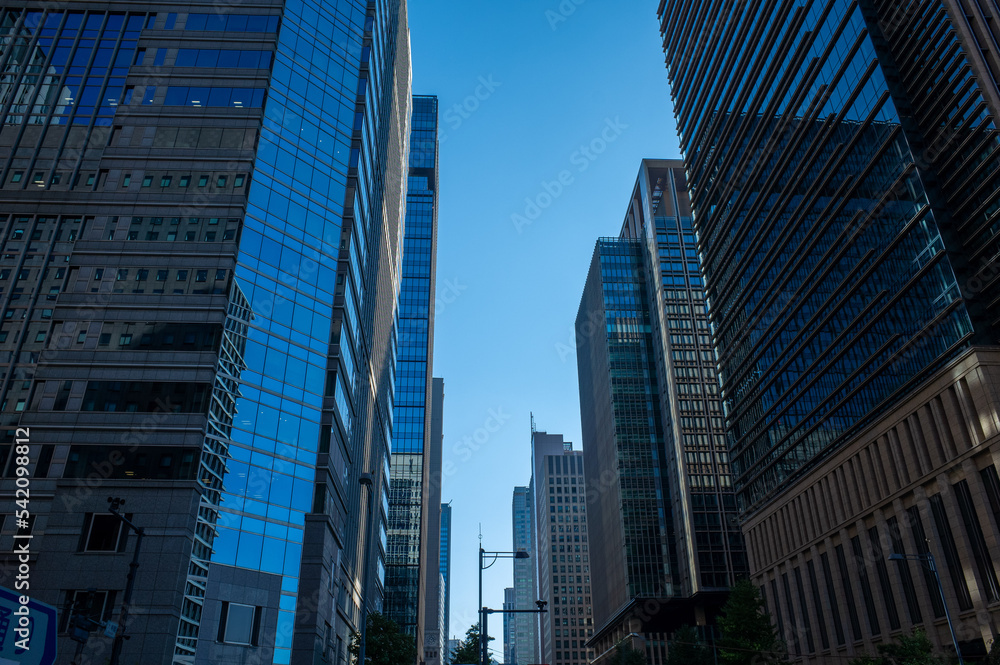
[[658, 0, 994, 514], [0, 1, 412, 664], [385, 95, 439, 635]]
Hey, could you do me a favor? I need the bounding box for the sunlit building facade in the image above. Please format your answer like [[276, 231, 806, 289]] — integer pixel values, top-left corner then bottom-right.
[[530, 430, 594, 665], [0, 2, 412, 664], [384, 94, 439, 646], [660, 0, 1000, 659], [511, 485, 538, 664]]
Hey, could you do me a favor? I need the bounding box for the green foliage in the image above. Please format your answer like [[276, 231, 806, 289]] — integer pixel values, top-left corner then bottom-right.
[[716, 579, 786, 665], [848, 631, 949, 665], [666, 625, 712, 665], [348, 612, 416, 665], [610, 642, 647, 665], [450, 624, 492, 664]]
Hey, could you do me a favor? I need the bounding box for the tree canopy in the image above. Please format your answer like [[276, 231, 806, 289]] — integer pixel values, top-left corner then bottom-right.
[[450, 624, 493, 664], [349, 612, 416, 665], [849, 631, 950, 665], [716, 579, 786, 665]]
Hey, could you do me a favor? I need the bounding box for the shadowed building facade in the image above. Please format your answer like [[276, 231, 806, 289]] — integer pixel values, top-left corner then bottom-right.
[[0, 2, 412, 664], [659, 0, 1000, 659], [577, 161, 746, 663]]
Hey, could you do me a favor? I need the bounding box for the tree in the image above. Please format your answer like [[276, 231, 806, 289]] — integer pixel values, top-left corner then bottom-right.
[[716, 579, 786, 665], [666, 625, 712, 665], [848, 631, 948, 665], [609, 641, 647, 665], [450, 624, 492, 664], [349, 612, 416, 665]]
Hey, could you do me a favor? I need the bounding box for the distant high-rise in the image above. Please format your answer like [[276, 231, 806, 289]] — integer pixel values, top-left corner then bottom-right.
[[529, 429, 593, 665], [576, 162, 745, 662], [503, 587, 516, 665], [660, 0, 1000, 659], [440, 499, 453, 648], [511, 485, 538, 665], [420, 378, 446, 665], [0, 2, 412, 664], [384, 95, 440, 647]]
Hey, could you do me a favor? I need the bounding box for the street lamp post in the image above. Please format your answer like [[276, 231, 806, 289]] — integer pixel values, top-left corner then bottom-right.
[[888, 551, 964, 665], [107, 497, 144, 665], [481, 603, 548, 665], [478, 548, 530, 665]]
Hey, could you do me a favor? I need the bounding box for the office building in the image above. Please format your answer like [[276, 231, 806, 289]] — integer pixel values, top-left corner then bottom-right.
[[503, 587, 516, 665], [511, 485, 538, 664], [421, 378, 447, 665], [530, 429, 594, 665], [576, 161, 746, 661], [0, 2, 412, 664], [440, 499, 453, 652], [659, 0, 1000, 659], [384, 95, 439, 653], [445, 638, 460, 665]]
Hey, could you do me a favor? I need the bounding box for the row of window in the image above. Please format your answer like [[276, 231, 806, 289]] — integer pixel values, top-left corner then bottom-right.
[[162, 86, 266, 108], [174, 49, 273, 69], [121, 173, 245, 189], [96, 268, 227, 282]]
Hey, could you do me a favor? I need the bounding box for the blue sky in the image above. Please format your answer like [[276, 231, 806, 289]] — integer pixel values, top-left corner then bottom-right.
[[407, 1, 682, 649]]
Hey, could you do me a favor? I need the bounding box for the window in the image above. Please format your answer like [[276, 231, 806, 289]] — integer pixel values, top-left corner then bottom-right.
[[34, 332, 45, 342], [136, 269, 149, 281], [61, 590, 117, 633], [217, 175, 227, 187], [176, 270, 188, 281], [198, 176, 209, 187], [218, 602, 260, 645], [160, 176, 172, 187], [223, 229, 236, 240], [121, 174, 131, 188], [234, 175, 245, 187], [196, 270, 208, 282], [11, 171, 22, 183], [179, 175, 191, 187], [141, 176, 153, 187], [99, 333, 111, 346], [216, 269, 227, 280], [156, 270, 168, 281], [79, 513, 126, 552], [119, 334, 132, 346], [116, 269, 128, 281], [86, 174, 95, 186], [185, 231, 196, 241]]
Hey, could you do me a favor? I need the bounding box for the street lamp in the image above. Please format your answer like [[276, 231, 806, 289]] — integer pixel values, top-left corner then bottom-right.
[[479, 547, 530, 665], [107, 497, 144, 665], [888, 551, 964, 665]]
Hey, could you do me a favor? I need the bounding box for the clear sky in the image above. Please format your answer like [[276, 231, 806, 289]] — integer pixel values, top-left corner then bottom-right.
[[407, 1, 682, 652]]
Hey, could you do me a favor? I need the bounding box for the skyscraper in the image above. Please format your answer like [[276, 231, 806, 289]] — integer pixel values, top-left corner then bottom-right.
[[421, 378, 447, 665], [0, 2, 412, 664], [576, 162, 744, 662], [660, 0, 1000, 659], [511, 485, 538, 665], [384, 94, 439, 647], [529, 429, 593, 665], [503, 586, 516, 665], [440, 499, 453, 653]]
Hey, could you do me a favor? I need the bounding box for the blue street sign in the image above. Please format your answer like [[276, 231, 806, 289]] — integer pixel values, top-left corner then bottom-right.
[[0, 587, 57, 665]]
